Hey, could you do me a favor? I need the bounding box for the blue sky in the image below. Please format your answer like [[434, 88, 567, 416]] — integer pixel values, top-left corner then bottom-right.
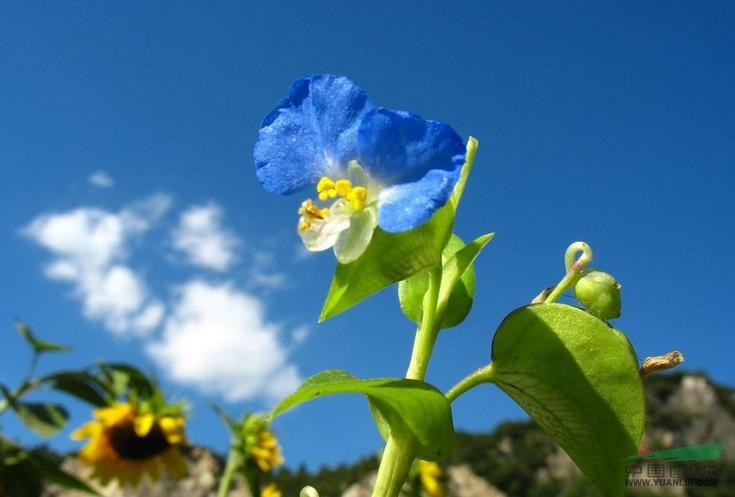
[[1, 1, 733, 472]]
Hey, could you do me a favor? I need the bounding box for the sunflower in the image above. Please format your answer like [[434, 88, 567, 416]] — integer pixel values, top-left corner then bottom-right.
[[418, 460, 445, 497], [261, 483, 283, 497], [241, 415, 283, 472], [250, 427, 283, 472], [72, 403, 188, 486]]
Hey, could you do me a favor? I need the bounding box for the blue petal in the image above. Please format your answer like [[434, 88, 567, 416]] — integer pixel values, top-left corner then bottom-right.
[[254, 75, 375, 195], [356, 108, 465, 232], [377, 168, 460, 232]]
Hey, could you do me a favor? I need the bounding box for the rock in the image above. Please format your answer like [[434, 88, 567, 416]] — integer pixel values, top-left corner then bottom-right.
[[446, 465, 506, 497]]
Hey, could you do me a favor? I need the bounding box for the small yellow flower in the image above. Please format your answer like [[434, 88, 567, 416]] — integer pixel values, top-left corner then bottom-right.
[[249, 427, 284, 472], [261, 483, 283, 497], [71, 403, 188, 486], [418, 460, 445, 497]]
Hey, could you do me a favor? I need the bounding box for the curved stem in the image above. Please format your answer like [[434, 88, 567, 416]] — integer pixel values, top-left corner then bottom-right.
[[544, 242, 593, 304], [445, 364, 494, 403], [217, 448, 242, 497], [405, 267, 443, 380], [372, 266, 443, 497], [371, 436, 418, 497]]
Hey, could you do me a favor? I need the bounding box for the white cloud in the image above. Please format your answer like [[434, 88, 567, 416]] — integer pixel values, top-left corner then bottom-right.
[[172, 203, 239, 271], [146, 280, 302, 402], [248, 250, 286, 290], [291, 325, 310, 345], [293, 243, 317, 261], [23, 194, 172, 336], [89, 170, 115, 188]]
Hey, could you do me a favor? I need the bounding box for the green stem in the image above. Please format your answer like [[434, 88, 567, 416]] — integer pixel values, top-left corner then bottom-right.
[[371, 266, 443, 497], [0, 376, 44, 415], [217, 448, 242, 497], [371, 436, 418, 497], [544, 241, 593, 304], [450, 137, 479, 210], [445, 364, 494, 403], [405, 267, 442, 380]]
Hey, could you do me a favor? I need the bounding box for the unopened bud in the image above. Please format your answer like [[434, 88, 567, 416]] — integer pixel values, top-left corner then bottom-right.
[[300, 486, 319, 497], [573, 270, 621, 320]]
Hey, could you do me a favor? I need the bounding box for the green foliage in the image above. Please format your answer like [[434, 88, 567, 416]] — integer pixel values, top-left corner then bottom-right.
[[490, 303, 645, 497], [320, 205, 455, 321], [14, 322, 69, 354], [270, 369, 454, 460], [11, 402, 69, 438], [41, 371, 109, 407], [0, 435, 98, 496], [399, 233, 493, 329]]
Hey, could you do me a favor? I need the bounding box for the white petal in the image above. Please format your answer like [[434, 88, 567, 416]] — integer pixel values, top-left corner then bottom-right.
[[299, 200, 352, 252], [333, 207, 377, 264]]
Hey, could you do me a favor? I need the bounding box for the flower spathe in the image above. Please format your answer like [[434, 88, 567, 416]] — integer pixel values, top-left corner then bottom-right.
[[254, 74, 466, 263], [71, 403, 188, 486]]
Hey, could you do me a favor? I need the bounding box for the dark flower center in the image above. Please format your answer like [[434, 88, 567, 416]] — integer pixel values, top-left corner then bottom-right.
[[108, 420, 171, 460]]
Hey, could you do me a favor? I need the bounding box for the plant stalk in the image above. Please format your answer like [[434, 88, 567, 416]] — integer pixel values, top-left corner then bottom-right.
[[445, 364, 494, 403], [217, 447, 241, 497], [371, 266, 443, 497]]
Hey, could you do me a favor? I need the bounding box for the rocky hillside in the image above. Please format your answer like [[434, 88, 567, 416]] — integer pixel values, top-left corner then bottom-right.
[[44, 372, 735, 497]]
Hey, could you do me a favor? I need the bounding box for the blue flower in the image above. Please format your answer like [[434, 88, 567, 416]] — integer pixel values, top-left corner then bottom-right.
[[254, 74, 465, 263]]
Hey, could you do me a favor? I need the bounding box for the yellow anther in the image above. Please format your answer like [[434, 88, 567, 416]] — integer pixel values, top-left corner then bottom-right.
[[334, 179, 353, 196], [297, 200, 331, 234], [346, 186, 367, 211], [298, 199, 327, 220], [316, 177, 335, 193], [318, 191, 329, 201]]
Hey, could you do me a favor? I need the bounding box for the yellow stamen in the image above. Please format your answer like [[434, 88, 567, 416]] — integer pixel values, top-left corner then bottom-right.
[[300, 176, 371, 234], [298, 199, 328, 220], [316, 177, 335, 193], [298, 199, 331, 234], [346, 186, 367, 211], [334, 179, 353, 196]]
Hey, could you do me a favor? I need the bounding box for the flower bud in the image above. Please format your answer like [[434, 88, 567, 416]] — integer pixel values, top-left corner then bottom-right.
[[573, 270, 621, 320]]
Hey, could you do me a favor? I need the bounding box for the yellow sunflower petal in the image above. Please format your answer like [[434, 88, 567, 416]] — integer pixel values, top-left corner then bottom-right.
[[159, 416, 186, 445], [133, 413, 155, 437], [261, 483, 283, 497], [70, 421, 101, 440], [95, 403, 135, 426]]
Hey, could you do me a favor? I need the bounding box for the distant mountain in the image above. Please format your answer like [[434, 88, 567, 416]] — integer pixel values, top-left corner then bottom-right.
[[44, 372, 735, 497]]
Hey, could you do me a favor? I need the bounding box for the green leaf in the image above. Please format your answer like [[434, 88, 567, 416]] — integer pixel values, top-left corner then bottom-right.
[[14, 322, 69, 354], [41, 372, 109, 407], [28, 450, 100, 495], [399, 233, 493, 329], [489, 303, 645, 497], [0, 436, 43, 497], [100, 362, 155, 398], [320, 205, 454, 321], [13, 402, 69, 437], [270, 369, 454, 460]]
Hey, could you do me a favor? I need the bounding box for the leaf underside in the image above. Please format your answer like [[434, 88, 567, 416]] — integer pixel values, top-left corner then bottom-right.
[[490, 303, 645, 497]]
